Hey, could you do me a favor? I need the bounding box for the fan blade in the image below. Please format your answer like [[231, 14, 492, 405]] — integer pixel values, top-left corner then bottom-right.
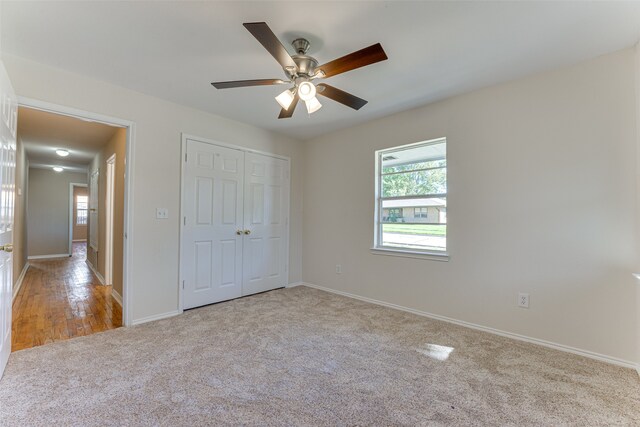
[[278, 94, 299, 119], [317, 84, 368, 110], [211, 79, 288, 89], [317, 43, 387, 78], [243, 22, 297, 70]]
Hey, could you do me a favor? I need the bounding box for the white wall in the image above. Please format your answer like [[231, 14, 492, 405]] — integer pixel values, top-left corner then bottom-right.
[[303, 48, 638, 364], [2, 54, 304, 323]]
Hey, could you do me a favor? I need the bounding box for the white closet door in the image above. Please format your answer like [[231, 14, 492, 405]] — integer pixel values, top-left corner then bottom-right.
[[242, 152, 289, 296], [182, 139, 244, 309]]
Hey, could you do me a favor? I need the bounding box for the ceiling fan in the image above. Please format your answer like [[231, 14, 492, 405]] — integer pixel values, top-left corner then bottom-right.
[[211, 22, 388, 119]]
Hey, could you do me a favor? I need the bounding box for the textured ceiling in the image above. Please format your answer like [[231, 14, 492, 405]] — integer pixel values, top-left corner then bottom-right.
[[3, 1, 640, 140]]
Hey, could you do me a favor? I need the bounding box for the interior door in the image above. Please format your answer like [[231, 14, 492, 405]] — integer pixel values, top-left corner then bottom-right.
[[0, 61, 17, 379], [242, 153, 289, 296], [182, 139, 244, 309]]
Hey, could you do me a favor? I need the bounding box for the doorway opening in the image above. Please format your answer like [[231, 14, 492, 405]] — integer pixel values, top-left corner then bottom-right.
[[10, 100, 133, 352]]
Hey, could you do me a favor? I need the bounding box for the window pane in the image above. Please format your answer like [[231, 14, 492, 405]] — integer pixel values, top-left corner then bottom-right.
[[77, 196, 87, 209], [377, 139, 447, 253], [77, 209, 87, 225], [382, 223, 446, 252], [382, 159, 445, 174], [381, 167, 446, 197]]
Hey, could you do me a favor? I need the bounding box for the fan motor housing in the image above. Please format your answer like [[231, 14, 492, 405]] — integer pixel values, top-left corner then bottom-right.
[[289, 54, 318, 77], [283, 38, 318, 79]]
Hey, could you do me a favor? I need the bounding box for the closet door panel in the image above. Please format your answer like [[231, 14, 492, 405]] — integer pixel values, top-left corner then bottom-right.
[[242, 153, 289, 296], [182, 140, 244, 309]]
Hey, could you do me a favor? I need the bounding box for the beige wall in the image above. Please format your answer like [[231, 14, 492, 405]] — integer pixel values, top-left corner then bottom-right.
[[303, 48, 638, 364], [87, 128, 125, 296], [12, 136, 28, 292], [27, 168, 87, 257], [72, 186, 87, 241], [2, 53, 304, 323]]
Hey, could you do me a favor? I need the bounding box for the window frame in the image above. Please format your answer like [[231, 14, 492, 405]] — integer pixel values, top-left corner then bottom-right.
[[372, 137, 449, 261]]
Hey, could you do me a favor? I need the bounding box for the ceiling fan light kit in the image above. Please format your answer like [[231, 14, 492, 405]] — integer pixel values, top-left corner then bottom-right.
[[275, 88, 296, 110], [211, 22, 388, 119], [305, 96, 322, 114]]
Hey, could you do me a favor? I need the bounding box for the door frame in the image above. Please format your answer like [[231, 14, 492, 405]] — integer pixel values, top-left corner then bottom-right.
[[104, 153, 116, 286], [178, 133, 291, 311], [19, 97, 136, 326], [68, 182, 88, 255]]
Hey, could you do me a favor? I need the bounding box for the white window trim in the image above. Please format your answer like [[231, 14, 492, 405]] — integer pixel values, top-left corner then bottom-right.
[[373, 137, 448, 260], [370, 247, 449, 261]]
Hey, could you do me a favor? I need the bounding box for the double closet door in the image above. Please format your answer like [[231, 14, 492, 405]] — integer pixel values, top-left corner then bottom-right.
[[181, 138, 290, 310]]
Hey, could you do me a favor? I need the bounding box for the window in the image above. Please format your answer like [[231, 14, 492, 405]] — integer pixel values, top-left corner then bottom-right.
[[414, 207, 428, 218], [374, 138, 447, 256], [76, 195, 88, 226]]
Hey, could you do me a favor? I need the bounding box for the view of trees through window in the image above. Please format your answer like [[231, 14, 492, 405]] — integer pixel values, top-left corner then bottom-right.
[[382, 159, 446, 197], [377, 139, 447, 253]]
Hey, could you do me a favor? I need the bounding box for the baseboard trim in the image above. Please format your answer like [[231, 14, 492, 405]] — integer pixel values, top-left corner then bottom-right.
[[72, 239, 87, 243], [286, 281, 304, 288], [300, 282, 639, 372], [12, 262, 30, 300], [28, 253, 69, 260], [131, 310, 182, 326], [111, 288, 123, 307], [86, 260, 106, 285]]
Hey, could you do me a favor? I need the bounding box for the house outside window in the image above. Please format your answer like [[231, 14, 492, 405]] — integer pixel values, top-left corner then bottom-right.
[[374, 138, 447, 256]]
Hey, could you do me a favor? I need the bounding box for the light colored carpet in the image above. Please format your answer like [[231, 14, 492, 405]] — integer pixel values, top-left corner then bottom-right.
[[0, 286, 638, 426]]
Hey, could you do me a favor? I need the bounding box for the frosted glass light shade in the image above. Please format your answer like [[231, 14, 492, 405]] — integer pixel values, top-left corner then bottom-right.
[[275, 89, 295, 110], [56, 149, 69, 157], [305, 96, 322, 114], [298, 81, 316, 101], [53, 166, 64, 172]]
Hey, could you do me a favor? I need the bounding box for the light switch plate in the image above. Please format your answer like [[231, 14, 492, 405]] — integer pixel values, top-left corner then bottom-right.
[[156, 208, 169, 219]]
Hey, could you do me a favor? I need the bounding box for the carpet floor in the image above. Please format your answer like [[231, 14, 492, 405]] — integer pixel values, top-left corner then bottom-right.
[[0, 286, 638, 426]]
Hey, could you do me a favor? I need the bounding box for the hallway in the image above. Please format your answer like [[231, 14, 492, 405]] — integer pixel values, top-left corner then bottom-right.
[[11, 243, 122, 352]]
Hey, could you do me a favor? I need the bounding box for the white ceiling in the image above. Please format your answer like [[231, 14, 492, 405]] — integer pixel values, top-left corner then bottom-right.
[[18, 107, 119, 173], [3, 1, 640, 141]]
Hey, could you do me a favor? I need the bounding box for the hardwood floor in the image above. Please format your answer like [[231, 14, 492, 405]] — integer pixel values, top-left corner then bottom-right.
[[11, 242, 122, 352]]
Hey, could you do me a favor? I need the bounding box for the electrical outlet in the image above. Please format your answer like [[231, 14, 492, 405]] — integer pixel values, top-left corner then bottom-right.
[[335, 264, 342, 274], [518, 293, 530, 308], [156, 208, 169, 219]]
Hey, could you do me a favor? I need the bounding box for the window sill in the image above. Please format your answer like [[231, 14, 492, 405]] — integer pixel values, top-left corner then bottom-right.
[[370, 247, 449, 262]]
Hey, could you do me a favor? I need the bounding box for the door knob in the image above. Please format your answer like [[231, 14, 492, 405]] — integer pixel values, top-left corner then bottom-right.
[[236, 230, 243, 235], [1, 244, 13, 253], [244, 230, 251, 235]]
